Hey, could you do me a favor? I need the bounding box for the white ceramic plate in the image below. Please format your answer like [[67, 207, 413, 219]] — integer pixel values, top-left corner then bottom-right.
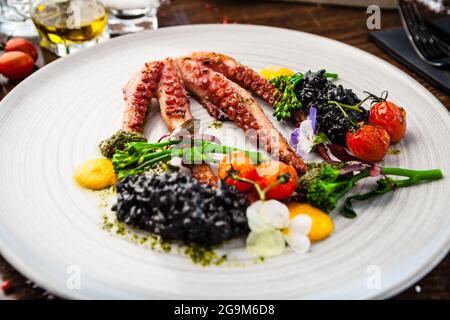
[[0, 25, 449, 299]]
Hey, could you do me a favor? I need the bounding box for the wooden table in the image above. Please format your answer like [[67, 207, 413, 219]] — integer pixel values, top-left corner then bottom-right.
[[0, 0, 448, 300]]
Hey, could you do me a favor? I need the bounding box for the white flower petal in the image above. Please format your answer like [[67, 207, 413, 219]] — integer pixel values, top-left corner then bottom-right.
[[246, 201, 272, 232], [246, 230, 286, 258], [259, 200, 290, 229], [285, 233, 311, 254], [296, 120, 315, 155], [289, 214, 313, 236]]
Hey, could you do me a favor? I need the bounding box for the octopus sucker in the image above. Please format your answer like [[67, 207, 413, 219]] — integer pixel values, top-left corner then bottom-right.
[[187, 51, 280, 105], [198, 96, 229, 121], [156, 58, 192, 132], [122, 60, 163, 132]]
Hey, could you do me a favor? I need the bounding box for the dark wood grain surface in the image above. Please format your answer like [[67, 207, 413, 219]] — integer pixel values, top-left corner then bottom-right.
[[0, 0, 448, 300]]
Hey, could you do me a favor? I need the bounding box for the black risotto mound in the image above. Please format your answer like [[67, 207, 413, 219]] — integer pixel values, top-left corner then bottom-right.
[[112, 172, 250, 246], [297, 70, 369, 146]]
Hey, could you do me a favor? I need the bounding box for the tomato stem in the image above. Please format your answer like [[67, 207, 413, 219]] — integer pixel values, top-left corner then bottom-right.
[[230, 173, 266, 200], [230, 173, 291, 201]]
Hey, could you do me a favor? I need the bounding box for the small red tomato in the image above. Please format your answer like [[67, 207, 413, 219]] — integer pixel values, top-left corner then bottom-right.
[[218, 151, 258, 192], [0, 51, 34, 80], [369, 101, 407, 143], [256, 161, 298, 200], [1, 280, 12, 294], [346, 125, 390, 162], [4, 37, 38, 62]]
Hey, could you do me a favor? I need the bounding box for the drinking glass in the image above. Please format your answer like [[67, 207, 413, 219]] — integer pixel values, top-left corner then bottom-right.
[[29, 0, 109, 57], [103, 0, 164, 36], [0, 0, 36, 37]]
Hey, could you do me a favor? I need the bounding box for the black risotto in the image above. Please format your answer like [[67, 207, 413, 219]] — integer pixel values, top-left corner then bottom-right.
[[297, 70, 369, 146], [112, 172, 249, 246]]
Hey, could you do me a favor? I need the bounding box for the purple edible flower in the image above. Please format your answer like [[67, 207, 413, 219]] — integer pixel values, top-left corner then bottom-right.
[[307, 107, 317, 133], [290, 127, 301, 147]]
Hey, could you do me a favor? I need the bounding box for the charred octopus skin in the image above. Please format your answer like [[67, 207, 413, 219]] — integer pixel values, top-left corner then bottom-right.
[[156, 58, 218, 187], [156, 59, 218, 187], [122, 61, 164, 132], [188, 52, 279, 105], [121, 59, 218, 187], [176, 57, 307, 174]]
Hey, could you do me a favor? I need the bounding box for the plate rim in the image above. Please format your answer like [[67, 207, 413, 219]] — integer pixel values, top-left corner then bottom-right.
[[0, 23, 449, 300]]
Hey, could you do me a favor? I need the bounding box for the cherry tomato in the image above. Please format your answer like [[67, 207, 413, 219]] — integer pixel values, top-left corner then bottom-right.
[[0, 51, 34, 80], [218, 151, 258, 192], [256, 161, 298, 200], [1, 280, 12, 294], [369, 101, 407, 143], [4, 38, 38, 62], [346, 125, 390, 162]]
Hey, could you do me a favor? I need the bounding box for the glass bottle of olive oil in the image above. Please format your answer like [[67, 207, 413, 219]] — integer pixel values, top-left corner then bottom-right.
[[31, 0, 108, 56]]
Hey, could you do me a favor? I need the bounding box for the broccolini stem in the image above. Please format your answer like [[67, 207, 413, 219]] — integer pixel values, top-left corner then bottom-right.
[[335, 170, 370, 200], [341, 167, 443, 218], [127, 139, 180, 151], [117, 153, 172, 179], [133, 150, 173, 171], [198, 140, 265, 164], [382, 168, 443, 183]]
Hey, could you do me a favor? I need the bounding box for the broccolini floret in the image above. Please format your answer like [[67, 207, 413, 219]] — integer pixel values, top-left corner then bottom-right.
[[298, 163, 443, 217], [271, 73, 304, 121], [299, 163, 368, 213]]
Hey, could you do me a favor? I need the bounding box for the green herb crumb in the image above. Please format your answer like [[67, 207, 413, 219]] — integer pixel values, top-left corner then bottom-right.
[[184, 245, 227, 266], [388, 149, 401, 155], [208, 120, 223, 129]]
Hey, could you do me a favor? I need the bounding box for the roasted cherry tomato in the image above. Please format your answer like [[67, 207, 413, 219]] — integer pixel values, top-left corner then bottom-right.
[[4, 38, 38, 62], [369, 101, 407, 143], [218, 151, 258, 192], [0, 51, 34, 80], [256, 161, 298, 200], [346, 125, 390, 162]]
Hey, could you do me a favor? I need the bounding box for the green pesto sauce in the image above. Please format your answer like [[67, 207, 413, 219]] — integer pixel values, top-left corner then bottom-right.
[[387, 149, 401, 155], [95, 186, 262, 267], [101, 213, 174, 254], [182, 245, 227, 267], [100, 210, 265, 267], [96, 186, 116, 209], [208, 120, 223, 129], [100, 211, 231, 266]]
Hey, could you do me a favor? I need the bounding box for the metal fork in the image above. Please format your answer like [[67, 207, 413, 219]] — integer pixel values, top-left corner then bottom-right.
[[399, 0, 450, 67]]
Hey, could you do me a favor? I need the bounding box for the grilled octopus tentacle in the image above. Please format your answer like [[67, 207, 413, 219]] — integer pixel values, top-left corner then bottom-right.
[[157, 58, 218, 187], [191, 52, 327, 162], [176, 57, 307, 174], [122, 61, 164, 132], [122, 59, 218, 186], [188, 52, 280, 105]]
